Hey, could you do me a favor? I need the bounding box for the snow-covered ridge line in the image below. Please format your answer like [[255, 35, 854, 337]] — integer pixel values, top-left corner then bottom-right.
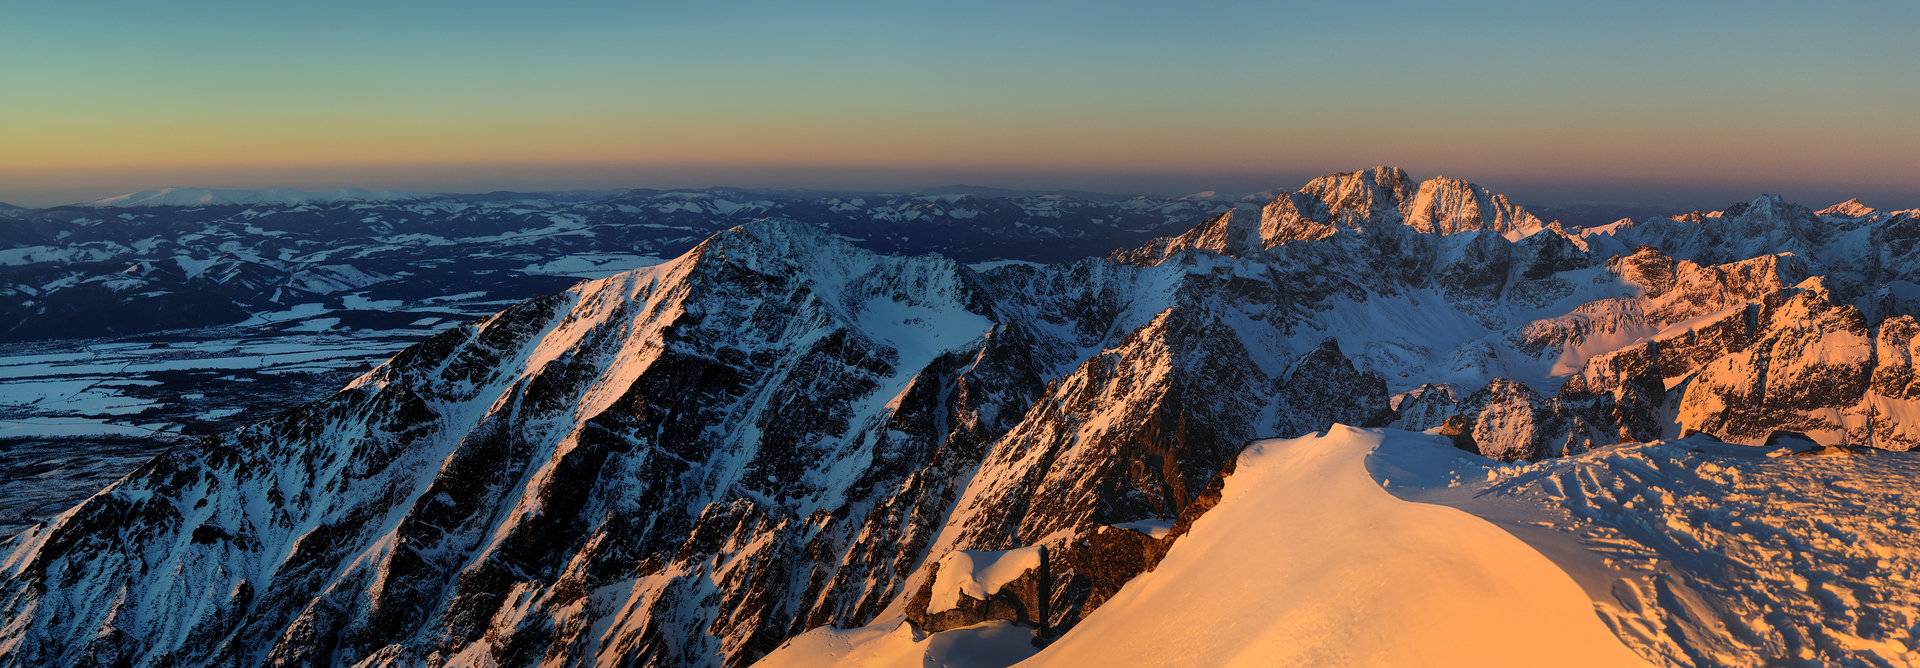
[[767, 426, 1648, 667], [1032, 427, 1645, 665]]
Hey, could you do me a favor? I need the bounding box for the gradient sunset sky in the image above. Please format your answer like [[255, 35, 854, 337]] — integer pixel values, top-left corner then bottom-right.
[[2, 1, 1915, 207]]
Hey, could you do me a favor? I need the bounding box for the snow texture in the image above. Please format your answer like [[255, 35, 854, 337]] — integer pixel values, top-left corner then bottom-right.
[[1028, 426, 1647, 666], [1375, 432, 1920, 667]]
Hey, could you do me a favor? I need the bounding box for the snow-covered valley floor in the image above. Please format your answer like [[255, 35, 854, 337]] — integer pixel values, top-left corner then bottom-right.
[[0, 309, 477, 537]]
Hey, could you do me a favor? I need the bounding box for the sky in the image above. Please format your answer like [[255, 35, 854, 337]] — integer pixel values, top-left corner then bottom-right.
[[1, 0, 1915, 208]]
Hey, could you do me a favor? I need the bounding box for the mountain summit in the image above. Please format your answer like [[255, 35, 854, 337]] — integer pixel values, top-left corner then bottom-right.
[[1122, 165, 1548, 262]]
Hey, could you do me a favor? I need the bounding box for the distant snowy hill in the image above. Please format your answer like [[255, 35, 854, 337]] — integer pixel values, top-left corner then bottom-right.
[[86, 186, 423, 207], [4, 167, 1919, 666], [0, 187, 1230, 342]]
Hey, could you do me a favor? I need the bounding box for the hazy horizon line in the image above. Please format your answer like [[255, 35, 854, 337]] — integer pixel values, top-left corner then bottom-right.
[[4, 162, 1915, 212]]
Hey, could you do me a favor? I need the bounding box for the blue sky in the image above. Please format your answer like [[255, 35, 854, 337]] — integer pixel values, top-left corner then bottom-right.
[[1, 1, 1915, 207]]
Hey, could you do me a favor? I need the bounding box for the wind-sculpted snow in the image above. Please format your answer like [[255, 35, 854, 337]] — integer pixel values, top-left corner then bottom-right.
[[978, 427, 1647, 667], [1377, 433, 1920, 667], [4, 167, 1919, 666]]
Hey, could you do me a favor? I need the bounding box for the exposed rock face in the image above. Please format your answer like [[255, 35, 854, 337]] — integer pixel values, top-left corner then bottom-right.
[[1457, 379, 1601, 461], [905, 548, 1049, 633], [1587, 195, 1919, 314], [1257, 166, 1409, 244], [6, 167, 1919, 666], [1402, 176, 1544, 239], [1555, 276, 1920, 451], [1274, 339, 1394, 437], [1389, 384, 1459, 431], [1864, 316, 1920, 448], [1114, 211, 1252, 263], [917, 307, 1271, 633], [1817, 198, 1876, 219], [1125, 166, 1543, 261]]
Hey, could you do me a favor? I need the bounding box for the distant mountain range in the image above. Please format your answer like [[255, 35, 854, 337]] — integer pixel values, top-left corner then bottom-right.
[[5, 167, 1920, 666], [84, 187, 426, 208], [0, 187, 1234, 342]]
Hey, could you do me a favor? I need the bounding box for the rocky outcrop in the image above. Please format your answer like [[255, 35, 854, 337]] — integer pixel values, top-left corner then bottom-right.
[[1861, 316, 1920, 449], [1274, 339, 1394, 437], [921, 307, 1266, 634], [1113, 211, 1258, 263], [1255, 166, 1409, 245], [1389, 384, 1459, 432], [1125, 166, 1551, 266], [1402, 176, 1544, 239], [1460, 379, 1601, 461], [906, 547, 1050, 633], [1557, 276, 1920, 451], [1674, 283, 1871, 443]]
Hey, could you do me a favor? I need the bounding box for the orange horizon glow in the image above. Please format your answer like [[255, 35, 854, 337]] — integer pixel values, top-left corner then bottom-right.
[[2, 2, 1915, 207]]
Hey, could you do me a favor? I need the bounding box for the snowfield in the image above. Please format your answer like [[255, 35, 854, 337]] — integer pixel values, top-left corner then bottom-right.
[[1376, 434, 1920, 666], [1025, 426, 1647, 667]]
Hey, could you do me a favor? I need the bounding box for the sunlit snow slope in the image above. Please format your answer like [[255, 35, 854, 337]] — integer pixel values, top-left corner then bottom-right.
[[755, 619, 1039, 668], [1374, 434, 1920, 666], [1024, 425, 1647, 667]]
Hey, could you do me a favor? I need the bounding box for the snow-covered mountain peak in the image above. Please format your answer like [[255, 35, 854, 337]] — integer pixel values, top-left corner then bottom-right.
[[1401, 175, 1545, 240], [1130, 167, 1550, 259], [1295, 164, 1412, 223], [682, 218, 989, 355], [698, 217, 839, 257], [1816, 197, 1876, 218], [1726, 193, 1793, 218], [86, 186, 424, 207]]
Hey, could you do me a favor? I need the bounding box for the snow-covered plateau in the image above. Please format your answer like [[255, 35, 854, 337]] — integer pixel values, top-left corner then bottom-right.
[[4, 166, 1920, 666]]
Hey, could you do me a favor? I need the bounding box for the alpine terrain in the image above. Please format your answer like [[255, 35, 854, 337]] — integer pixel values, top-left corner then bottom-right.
[[6, 167, 1920, 667]]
